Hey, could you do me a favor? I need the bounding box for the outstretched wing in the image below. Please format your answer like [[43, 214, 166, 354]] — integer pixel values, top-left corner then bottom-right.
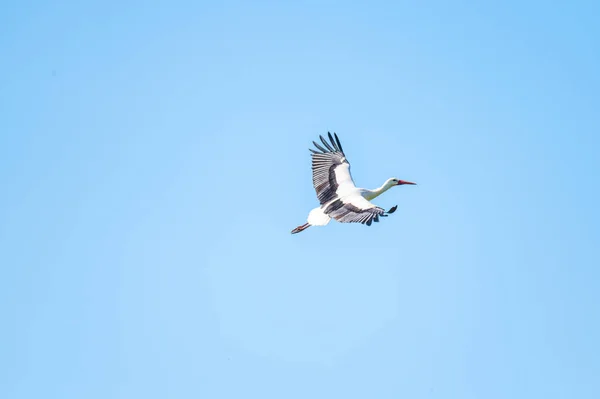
[[323, 196, 387, 226], [310, 132, 356, 205]]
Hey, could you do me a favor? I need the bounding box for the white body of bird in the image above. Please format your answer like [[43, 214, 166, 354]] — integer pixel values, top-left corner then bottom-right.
[[307, 178, 400, 226]]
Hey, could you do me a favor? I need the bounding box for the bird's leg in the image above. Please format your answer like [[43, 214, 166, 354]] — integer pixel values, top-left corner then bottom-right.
[[291, 223, 311, 234]]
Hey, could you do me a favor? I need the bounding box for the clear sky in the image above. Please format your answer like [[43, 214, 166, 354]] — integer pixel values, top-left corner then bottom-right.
[[1, 1, 599, 398]]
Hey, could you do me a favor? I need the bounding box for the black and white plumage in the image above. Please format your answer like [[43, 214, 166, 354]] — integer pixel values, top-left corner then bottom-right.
[[291, 132, 416, 234]]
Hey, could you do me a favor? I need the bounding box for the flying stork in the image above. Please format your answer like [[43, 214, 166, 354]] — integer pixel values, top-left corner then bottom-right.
[[291, 132, 416, 234]]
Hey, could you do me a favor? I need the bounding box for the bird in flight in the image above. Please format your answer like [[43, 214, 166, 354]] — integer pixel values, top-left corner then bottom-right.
[[291, 132, 416, 234]]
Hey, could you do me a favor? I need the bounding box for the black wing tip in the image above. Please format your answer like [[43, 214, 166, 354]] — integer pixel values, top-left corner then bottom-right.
[[327, 132, 337, 151], [309, 131, 344, 154], [387, 205, 398, 214], [311, 133, 342, 154], [320, 135, 335, 152], [312, 140, 327, 153], [334, 132, 344, 154]]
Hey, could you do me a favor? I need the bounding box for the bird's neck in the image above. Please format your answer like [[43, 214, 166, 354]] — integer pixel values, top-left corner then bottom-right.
[[364, 183, 393, 201]]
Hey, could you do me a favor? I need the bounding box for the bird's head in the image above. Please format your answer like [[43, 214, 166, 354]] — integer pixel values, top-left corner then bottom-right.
[[386, 178, 417, 188]]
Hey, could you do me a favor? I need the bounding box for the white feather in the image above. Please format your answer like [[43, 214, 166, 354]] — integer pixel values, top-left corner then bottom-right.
[[332, 162, 357, 197], [307, 207, 331, 226]]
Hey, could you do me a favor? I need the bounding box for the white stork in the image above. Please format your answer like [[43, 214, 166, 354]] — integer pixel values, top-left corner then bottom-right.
[[291, 132, 416, 234]]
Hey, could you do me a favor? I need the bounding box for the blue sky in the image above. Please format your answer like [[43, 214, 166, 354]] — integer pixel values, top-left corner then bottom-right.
[[1, 1, 599, 398]]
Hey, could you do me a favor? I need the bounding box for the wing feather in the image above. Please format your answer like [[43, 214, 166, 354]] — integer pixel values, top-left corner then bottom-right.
[[319, 135, 335, 152], [333, 133, 344, 153], [312, 141, 328, 153], [323, 196, 386, 226], [309, 133, 356, 205]]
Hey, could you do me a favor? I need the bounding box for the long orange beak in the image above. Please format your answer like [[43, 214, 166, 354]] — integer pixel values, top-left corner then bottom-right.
[[397, 180, 416, 185]]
